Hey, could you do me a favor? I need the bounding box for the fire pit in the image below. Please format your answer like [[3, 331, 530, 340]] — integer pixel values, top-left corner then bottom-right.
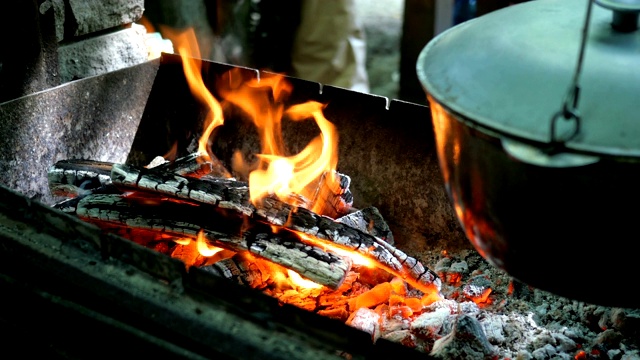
[[1, 48, 639, 359]]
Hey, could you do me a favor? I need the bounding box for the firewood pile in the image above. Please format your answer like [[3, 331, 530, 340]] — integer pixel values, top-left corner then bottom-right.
[[47, 151, 456, 348], [47, 151, 640, 359]]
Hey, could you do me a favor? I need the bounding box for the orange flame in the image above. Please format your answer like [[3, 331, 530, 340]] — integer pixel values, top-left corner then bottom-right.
[[297, 232, 375, 268], [165, 28, 441, 299], [138, 15, 156, 34], [195, 230, 223, 257], [172, 238, 191, 246], [240, 252, 322, 290], [163, 27, 225, 163], [219, 70, 339, 210], [169, 27, 339, 213], [288, 270, 323, 289]]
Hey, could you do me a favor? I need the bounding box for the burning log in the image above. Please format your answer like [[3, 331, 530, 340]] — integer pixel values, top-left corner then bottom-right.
[[52, 184, 120, 215], [49, 154, 353, 218], [337, 206, 395, 245], [48, 155, 441, 298], [110, 162, 254, 216], [74, 193, 350, 289], [310, 170, 353, 219], [106, 161, 440, 294], [48, 152, 229, 199], [146, 151, 232, 179], [255, 196, 441, 294], [48, 159, 114, 197]]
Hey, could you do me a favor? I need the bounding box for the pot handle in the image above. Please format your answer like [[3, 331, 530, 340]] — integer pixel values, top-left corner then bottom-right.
[[517, 0, 598, 169], [501, 137, 599, 168], [545, 0, 594, 151]]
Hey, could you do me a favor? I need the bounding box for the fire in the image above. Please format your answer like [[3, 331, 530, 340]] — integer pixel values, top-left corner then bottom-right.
[[161, 27, 225, 165], [298, 232, 441, 302], [195, 230, 223, 257], [156, 27, 442, 323], [297, 232, 375, 268], [470, 288, 492, 305], [164, 28, 341, 262], [219, 71, 339, 211], [240, 252, 321, 290], [168, 27, 339, 216], [287, 270, 323, 289], [172, 238, 191, 246], [167, 28, 345, 265]]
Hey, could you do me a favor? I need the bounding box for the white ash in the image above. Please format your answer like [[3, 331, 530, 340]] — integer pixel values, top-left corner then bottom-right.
[[421, 249, 640, 359], [346, 307, 381, 341], [204, 221, 639, 359], [449, 260, 468, 274], [430, 314, 497, 359], [145, 155, 169, 168]]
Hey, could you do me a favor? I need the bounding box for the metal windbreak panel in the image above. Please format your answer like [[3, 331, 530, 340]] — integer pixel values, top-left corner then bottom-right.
[[127, 53, 465, 258], [0, 59, 159, 205]]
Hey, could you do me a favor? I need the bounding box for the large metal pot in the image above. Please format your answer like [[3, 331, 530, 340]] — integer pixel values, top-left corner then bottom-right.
[[417, 0, 640, 308]]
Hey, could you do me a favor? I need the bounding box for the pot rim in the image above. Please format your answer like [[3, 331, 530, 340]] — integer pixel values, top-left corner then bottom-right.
[[417, 0, 640, 159]]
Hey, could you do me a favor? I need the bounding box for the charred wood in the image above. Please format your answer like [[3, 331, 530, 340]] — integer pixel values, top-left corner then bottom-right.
[[74, 193, 350, 289], [48, 159, 113, 197], [51, 183, 121, 215], [110, 163, 254, 216], [108, 162, 440, 294], [111, 162, 352, 220], [148, 151, 232, 179], [0, 183, 395, 360], [200, 256, 250, 285], [337, 206, 395, 245], [48, 153, 225, 199], [256, 197, 441, 295], [50, 160, 441, 295], [310, 171, 353, 219]]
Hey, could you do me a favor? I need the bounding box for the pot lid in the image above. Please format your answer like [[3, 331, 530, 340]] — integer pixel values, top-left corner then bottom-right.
[[417, 0, 640, 158]]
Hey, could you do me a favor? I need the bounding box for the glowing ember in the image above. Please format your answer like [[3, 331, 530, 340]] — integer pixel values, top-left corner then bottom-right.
[[172, 238, 191, 246], [349, 282, 392, 311], [298, 232, 441, 299]]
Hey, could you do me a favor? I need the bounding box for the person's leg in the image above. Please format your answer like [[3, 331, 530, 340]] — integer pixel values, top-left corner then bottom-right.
[[290, 0, 370, 93]]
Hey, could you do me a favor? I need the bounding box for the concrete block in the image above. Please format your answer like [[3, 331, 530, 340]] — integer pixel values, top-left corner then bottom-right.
[[39, 0, 144, 42], [58, 25, 149, 82]]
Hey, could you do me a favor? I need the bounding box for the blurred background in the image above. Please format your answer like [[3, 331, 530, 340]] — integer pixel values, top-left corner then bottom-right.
[[139, 0, 524, 106], [0, 0, 524, 106]]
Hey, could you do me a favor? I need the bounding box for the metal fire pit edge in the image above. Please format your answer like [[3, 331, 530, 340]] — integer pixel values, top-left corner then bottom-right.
[[0, 58, 160, 206], [127, 53, 470, 259]]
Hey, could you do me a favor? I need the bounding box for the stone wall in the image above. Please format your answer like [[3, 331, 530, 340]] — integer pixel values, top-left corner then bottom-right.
[[0, 0, 150, 102], [42, 0, 149, 83]]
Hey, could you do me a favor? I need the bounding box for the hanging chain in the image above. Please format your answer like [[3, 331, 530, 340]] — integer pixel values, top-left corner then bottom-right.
[[549, 0, 595, 150]]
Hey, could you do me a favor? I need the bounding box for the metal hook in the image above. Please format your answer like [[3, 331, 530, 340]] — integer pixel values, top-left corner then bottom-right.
[[549, 108, 581, 153], [549, 0, 595, 148]]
